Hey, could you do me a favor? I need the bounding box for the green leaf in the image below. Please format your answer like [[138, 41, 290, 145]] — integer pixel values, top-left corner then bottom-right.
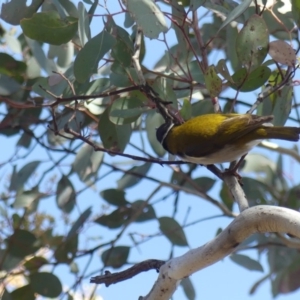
[[171, 172, 215, 193], [54, 235, 78, 263], [72, 144, 104, 183], [24, 256, 48, 271], [258, 69, 292, 127], [243, 153, 276, 174], [218, 0, 252, 32], [0, 0, 42, 25], [110, 70, 132, 87], [187, 60, 205, 84], [109, 94, 145, 125], [230, 254, 264, 272], [94, 208, 130, 228], [132, 200, 156, 222], [145, 111, 166, 157], [21, 12, 78, 45], [219, 182, 233, 210], [159, 217, 188, 246], [241, 177, 270, 206], [59, 0, 78, 18], [101, 246, 130, 268], [16, 132, 32, 149], [66, 207, 92, 240], [273, 260, 300, 295], [48, 43, 74, 68], [29, 272, 62, 297], [292, 0, 300, 28], [180, 99, 192, 121], [286, 184, 300, 209], [0, 53, 27, 83], [6, 229, 38, 258], [190, 0, 205, 11], [216, 59, 233, 83], [111, 39, 133, 68], [226, 25, 240, 71], [271, 86, 293, 127], [1, 289, 11, 300], [74, 30, 116, 83], [100, 189, 128, 206], [204, 65, 222, 97], [117, 163, 152, 189], [231, 66, 271, 92], [0, 249, 23, 272], [268, 246, 298, 273], [236, 14, 269, 69], [9, 160, 40, 192], [126, 0, 168, 39], [193, 177, 216, 192], [95, 199, 156, 228], [56, 175, 76, 213], [0, 74, 21, 95], [171, 1, 189, 62], [78, 1, 91, 46], [10, 285, 35, 300], [25, 38, 58, 75], [153, 77, 178, 108], [124, 11, 135, 28], [180, 277, 196, 300], [13, 187, 46, 209], [98, 106, 132, 153], [191, 100, 214, 117]]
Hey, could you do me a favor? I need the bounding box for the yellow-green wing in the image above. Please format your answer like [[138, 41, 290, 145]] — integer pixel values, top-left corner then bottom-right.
[[176, 114, 273, 157]]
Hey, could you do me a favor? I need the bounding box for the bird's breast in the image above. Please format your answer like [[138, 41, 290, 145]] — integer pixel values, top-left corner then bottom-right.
[[180, 140, 260, 165]]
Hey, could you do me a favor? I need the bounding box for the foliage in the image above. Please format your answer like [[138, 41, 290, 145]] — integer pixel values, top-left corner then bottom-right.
[[0, 0, 300, 299]]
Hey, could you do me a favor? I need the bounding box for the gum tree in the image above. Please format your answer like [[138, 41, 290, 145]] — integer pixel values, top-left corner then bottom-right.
[[1, 0, 300, 299]]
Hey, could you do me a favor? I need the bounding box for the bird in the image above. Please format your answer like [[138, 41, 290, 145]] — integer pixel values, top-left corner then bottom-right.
[[156, 113, 300, 165]]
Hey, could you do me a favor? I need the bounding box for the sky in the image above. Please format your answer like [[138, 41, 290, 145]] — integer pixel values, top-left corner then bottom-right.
[[1, 0, 300, 300]]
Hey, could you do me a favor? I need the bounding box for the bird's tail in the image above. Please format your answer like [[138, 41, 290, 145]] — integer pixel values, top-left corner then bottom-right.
[[263, 126, 300, 141]]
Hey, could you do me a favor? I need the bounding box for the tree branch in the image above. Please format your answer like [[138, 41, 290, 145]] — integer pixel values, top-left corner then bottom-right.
[[90, 259, 165, 286], [223, 174, 249, 212], [259, 140, 300, 163], [141, 205, 300, 300]]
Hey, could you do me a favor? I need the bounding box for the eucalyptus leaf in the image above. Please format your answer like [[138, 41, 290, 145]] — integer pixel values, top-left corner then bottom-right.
[[56, 175, 76, 213], [230, 254, 264, 272], [218, 0, 252, 32], [145, 111, 166, 157], [159, 216, 188, 246], [117, 163, 151, 190], [1, 0, 43, 25], [21, 12, 78, 45], [236, 14, 269, 69], [98, 106, 132, 153], [101, 246, 130, 268], [74, 30, 116, 83], [29, 272, 62, 298], [126, 0, 168, 39]]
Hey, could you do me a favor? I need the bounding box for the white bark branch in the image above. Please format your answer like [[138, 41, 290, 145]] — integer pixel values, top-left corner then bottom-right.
[[141, 205, 300, 300], [259, 140, 300, 163], [223, 174, 249, 211]]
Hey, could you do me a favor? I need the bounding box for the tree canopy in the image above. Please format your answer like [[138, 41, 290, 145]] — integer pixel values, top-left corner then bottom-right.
[[1, 0, 300, 299]]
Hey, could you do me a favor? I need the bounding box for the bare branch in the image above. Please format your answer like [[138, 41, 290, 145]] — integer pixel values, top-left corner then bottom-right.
[[142, 206, 300, 300], [90, 259, 165, 286], [223, 174, 249, 212], [259, 140, 300, 163]]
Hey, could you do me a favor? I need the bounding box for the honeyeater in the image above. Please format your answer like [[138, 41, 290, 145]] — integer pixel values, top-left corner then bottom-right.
[[156, 114, 300, 164]]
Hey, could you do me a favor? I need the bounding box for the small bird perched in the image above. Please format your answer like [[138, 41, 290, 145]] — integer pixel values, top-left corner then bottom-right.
[[156, 114, 300, 165]]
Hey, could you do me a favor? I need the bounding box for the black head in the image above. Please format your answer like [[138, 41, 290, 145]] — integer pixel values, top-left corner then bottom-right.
[[156, 122, 174, 149]]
